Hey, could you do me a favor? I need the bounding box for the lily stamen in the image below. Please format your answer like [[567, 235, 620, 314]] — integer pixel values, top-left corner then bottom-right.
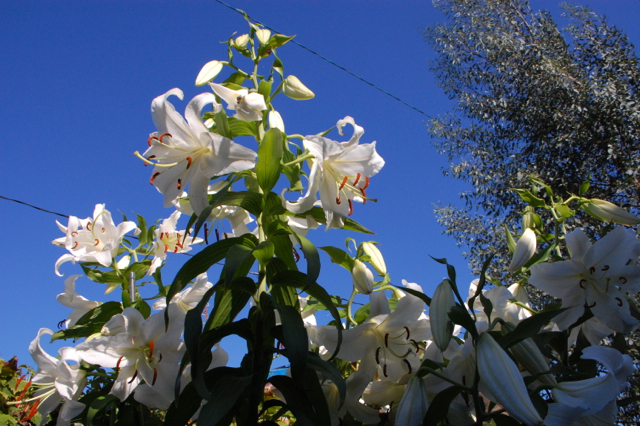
[[150, 172, 160, 185], [616, 297, 623, 307], [375, 347, 381, 364], [348, 199, 353, 216], [128, 370, 138, 384], [403, 359, 412, 374], [158, 132, 172, 143], [148, 136, 158, 146], [186, 157, 193, 169], [176, 179, 182, 189], [152, 368, 158, 385], [353, 173, 361, 186], [339, 176, 348, 190]]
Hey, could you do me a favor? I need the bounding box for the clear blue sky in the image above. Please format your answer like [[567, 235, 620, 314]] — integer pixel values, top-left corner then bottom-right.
[[2, 0, 639, 367]]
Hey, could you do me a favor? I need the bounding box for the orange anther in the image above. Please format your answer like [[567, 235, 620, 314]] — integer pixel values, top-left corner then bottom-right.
[[176, 179, 182, 189], [348, 199, 353, 216], [158, 132, 172, 143], [147, 136, 159, 146], [186, 157, 193, 169], [150, 172, 161, 185], [353, 173, 361, 186], [339, 176, 348, 190]]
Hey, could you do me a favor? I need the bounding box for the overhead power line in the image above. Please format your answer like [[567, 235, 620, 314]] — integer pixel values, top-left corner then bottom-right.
[[213, 0, 433, 119]]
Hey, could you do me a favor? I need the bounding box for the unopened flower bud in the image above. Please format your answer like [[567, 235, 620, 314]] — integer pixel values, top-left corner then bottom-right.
[[508, 228, 536, 272], [430, 279, 456, 351], [283, 75, 315, 100], [268, 110, 285, 133], [583, 199, 640, 225], [195, 60, 223, 86], [235, 34, 250, 49], [256, 29, 271, 46], [477, 333, 544, 426], [521, 206, 536, 232], [352, 259, 374, 294], [362, 242, 386, 275], [502, 323, 555, 385], [395, 375, 429, 426]]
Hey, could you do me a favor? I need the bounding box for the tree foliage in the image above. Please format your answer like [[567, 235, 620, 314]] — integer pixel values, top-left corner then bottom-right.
[[425, 0, 640, 275], [425, 1, 640, 423]]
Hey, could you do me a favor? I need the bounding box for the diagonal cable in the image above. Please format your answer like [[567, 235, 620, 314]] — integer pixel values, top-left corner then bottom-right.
[[213, 0, 433, 118]]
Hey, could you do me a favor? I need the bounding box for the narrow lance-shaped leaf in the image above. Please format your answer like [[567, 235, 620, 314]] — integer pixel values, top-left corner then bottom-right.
[[256, 128, 283, 193]]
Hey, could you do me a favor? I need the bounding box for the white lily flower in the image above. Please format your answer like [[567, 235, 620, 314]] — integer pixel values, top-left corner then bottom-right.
[[56, 275, 101, 328], [467, 280, 532, 326], [431, 279, 456, 351], [175, 182, 255, 239], [285, 116, 385, 229], [582, 199, 640, 225], [477, 333, 544, 426], [209, 82, 267, 122], [134, 344, 228, 410], [309, 281, 430, 384], [147, 210, 202, 276], [153, 272, 213, 317], [352, 259, 374, 295], [529, 227, 640, 332], [140, 88, 256, 216], [53, 204, 138, 276], [26, 329, 86, 426], [545, 346, 634, 426], [76, 308, 185, 402], [508, 228, 537, 271]]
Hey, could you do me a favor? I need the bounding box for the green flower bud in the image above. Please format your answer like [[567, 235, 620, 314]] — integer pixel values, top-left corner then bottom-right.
[[195, 60, 223, 86], [430, 279, 455, 351], [362, 242, 386, 275], [268, 110, 285, 133], [283, 75, 315, 100]]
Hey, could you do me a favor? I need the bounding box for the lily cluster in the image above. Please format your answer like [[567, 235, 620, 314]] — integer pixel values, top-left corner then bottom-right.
[[23, 20, 640, 426]]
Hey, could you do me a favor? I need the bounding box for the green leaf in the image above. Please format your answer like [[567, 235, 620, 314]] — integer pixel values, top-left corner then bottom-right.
[[499, 308, 568, 349], [258, 79, 272, 100], [271, 271, 343, 360], [353, 302, 371, 324], [86, 394, 118, 425], [166, 234, 257, 306], [273, 302, 308, 381], [51, 302, 123, 341], [228, 117, 259, 138], [197, 374, 253, 426], [319, 246, 355, 271], [164, 381, 203, 426], [223, 72, 247, 86], [270, 234, 297, 270], [268, 375, 316, 426], [272, 56, 284, 78], [448, 305, 478, 340], [205, 279, 255, 331], [269, 34, 295, 49], [256, 128, 283, 193], [225, 244, 254, 286], [306, 352, 346, 406], [423, 386, 462, 426], [291, 233, 320, 290], [342, 217, 375, 234], [394, 284, 431, 307], [264, 191, 287, 216], [579, 180, 591, 196], [513, 188, 547, 207], [135, 213, 148, 246], [80, 265, 123, 284], [184, 285, 217, 399], [253, 241, 275, 266], [504, 224, 516, 254], [214, 108, 232, 139], [554, 203, 575, 220]]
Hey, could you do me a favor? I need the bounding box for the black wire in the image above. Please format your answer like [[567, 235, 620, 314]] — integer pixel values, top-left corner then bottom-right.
[[213, 0, 433, 119], [0, 195, 68, 218]]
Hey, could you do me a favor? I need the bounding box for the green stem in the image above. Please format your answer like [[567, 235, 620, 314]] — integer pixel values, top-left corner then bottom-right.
[[346, 288, 357, 328]]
